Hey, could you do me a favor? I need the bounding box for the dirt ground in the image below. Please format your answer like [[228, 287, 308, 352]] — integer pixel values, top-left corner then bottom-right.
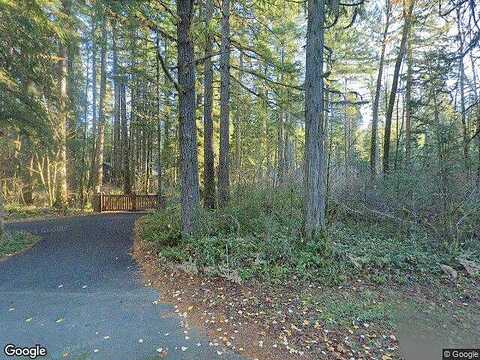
[[133, 229, 480, 360]]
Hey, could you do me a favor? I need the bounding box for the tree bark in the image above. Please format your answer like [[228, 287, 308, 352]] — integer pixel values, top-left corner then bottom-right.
[[235, 51, 243, 184], [382, 0, 414, 174], [456, 8, 469, 169], [370, 0, 391, 176], [0, 191, 4, 241], [94, 18, 107, 194], [112, 20, 121, 185], [129, 30, 137, 193], [470, 52, 480, 187], [405, 27, 413, 166], [88, 9, 98, 191], [55, 0, 70, 207], [203, 0, 216, 209], [472, 53, 480, 187], [120, 80, 131, 194], [218, 0, 231, 208], [155, 33, 163, 198], [304, 0, 326, 239], [80, 48, 89, 208], [177, 0, 200, 234], [277, 48, 286, 186]]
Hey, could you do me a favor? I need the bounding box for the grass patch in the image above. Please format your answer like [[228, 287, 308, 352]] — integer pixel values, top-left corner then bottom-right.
[[303, 289, 395, 328], [0, 231, 40, 259], [5, 203, 90, 221]]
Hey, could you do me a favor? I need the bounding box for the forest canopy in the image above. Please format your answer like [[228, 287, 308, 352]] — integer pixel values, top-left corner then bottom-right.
[[0, 0, 479, 244]]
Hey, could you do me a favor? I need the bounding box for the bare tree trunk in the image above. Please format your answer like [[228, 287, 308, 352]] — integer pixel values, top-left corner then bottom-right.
[[163, 38, 172, 190], [277, 48, 286, 186], [203, 0, 216, 209], [325, 80, 331, 213], [22, 151, 34, 205], [94, 19, 107, 194], [304, 0, 326, 239], [382, 0, 414, 174], [262, 65, 272, 181], [0, 191, 4, 241], [234, 51, 243, 184], [370, 0, 391, 176], [155, 33, 163, 198], [394, 94, 405, 171], [432, 77, 450, 238], [405, 28, 413, 166], [218, 0, 231, 208], [88, 10, 98, 191], [456, 8, 469, 169], [130, 30, 137, 193], [120, 81, 131, 194], [112, 20, 121, 186], [471, 53, 480, 187], [79, 38, 90, 208], [55, 1, 70, 207], [177, 0, 200, 234], [344, 79, 351, 180]]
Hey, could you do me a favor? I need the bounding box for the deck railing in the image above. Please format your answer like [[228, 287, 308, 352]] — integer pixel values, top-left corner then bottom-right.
[[93, 194, 162, 212]]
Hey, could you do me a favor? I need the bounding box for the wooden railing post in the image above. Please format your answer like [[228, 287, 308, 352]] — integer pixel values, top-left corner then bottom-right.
[[94, 193, 162, 212]]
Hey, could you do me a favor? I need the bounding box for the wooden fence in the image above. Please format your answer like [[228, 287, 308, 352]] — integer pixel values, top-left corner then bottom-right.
[[93, 194, 162, 212]]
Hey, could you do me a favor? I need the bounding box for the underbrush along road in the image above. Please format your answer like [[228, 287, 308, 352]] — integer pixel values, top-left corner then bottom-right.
[[0, 214, 241, 360]]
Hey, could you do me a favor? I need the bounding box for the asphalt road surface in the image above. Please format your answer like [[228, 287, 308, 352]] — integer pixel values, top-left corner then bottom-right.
[[1, 214, 242, 360]]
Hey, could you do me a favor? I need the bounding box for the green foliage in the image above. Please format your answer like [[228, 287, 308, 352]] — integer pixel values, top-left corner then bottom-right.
[[0, 231, 39, 258], [139, 185, 468, 285], [138, 206, 182, 248], [4, 204, 88, 220], [0, 1, 63, 136], [304, 290, 394, 327]]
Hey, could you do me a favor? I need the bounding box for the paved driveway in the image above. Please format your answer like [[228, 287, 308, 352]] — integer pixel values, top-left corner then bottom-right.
[[1, 214, 241, 360]]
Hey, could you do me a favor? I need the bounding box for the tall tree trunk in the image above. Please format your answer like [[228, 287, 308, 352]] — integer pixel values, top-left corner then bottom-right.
[[394, 94, 405, 171], [405, 28, 413, 166], [471, 52, 480, 187], [177, 0, 200, 234], [304, 0, 326, 239], [382, 0, 414, 174], [370, 0, 391, 176], [55, 1, 70, 207], [235, 51, 243, 184], [130, 30, 137, 193], [155, 33, 163, 198], [163, 38, 172, 190], [0, 191, 4, 241], [203, 0, 216, 209], [218, 0, 231, 208], [120, 81, 131, 194], [88, 10, 98, 191], [22, 143, 34, 205], [277, 48, 286, 186], [344, 79, 351, 180], [112, 20, 121, 185], [94, 19, 107, 194], [432, 76, 450, 238], [456, 8, 469, 169], [80, 48, 89, 208], [262, 65, 272, 181]]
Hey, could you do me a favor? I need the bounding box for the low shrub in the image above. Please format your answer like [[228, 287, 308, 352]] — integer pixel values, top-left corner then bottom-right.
[[138, 206, 182, 248], [138, 185, 470, 285], [0, 231, 39, 258]]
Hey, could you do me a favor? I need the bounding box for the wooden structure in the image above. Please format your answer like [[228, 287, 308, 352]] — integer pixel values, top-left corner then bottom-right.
[[93, 194, 162, 212]]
